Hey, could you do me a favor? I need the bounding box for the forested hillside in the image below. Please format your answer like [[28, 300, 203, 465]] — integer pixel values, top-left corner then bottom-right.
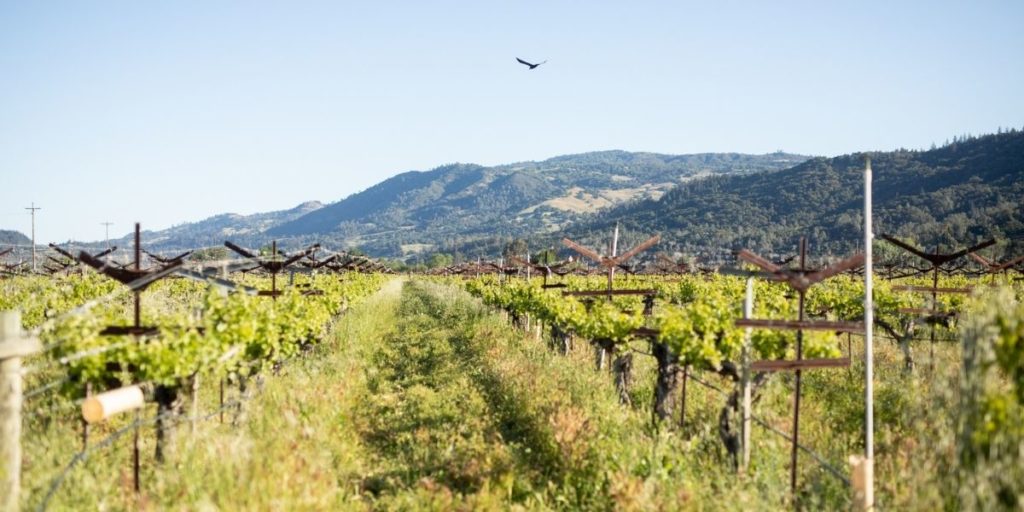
[[267, 151, 808, 255], [0, 230, 30, 246], [567, 131, 1024, 260]]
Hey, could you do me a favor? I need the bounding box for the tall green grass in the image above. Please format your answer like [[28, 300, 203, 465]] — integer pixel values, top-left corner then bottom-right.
[[24, 278, 1020, 510]]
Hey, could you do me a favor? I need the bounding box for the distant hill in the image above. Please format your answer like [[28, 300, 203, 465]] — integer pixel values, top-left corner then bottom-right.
[[62, 131, 1024, 263], [104, 201, 325, 253], [567, 130, 1024, 261], [267, 151, 809, 255], [0, 230, 31, 246]]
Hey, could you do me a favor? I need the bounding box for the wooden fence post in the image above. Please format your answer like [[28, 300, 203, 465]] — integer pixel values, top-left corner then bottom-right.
[[1, 310, 41, 512], [850, 455, 874, 511]]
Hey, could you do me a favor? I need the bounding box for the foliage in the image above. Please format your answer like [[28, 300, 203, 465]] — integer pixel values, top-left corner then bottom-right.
[[957, 288, 1024, 509], [0, 273, 120, 328], [15, 272, 384, 392], [189, 246, 229, 261]]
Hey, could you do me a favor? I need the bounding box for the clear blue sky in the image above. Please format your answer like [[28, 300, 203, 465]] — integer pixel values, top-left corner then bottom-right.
[[2, 1, 1022, 243]]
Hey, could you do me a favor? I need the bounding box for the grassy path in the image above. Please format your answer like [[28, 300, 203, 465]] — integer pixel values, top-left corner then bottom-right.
[[132, 279, 642, 510], [47, 278, 788, 510]]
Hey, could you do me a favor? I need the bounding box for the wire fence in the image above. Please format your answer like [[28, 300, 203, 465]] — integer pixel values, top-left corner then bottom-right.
[[31, 351, 290, 511], [685, 372, 852, 487], [6, 259, 358, 510], [35, 392, 255, 512]]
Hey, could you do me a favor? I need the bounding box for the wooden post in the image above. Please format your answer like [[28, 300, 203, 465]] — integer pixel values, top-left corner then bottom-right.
[[740, 278, 754, 473], [850, 455, 874, 511], [81, 385, 145, 423], [1, 310, 41, 512]]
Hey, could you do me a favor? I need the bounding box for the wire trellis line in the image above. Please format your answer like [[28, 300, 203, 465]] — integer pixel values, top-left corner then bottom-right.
[[685, 370, 852, 488], [35, 378, 260, 511]]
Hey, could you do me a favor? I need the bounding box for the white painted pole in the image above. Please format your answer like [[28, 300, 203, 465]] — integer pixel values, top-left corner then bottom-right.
[[741, 277, 754, 473], [611, 222, 619, 257], [862, 156, 875, 510]]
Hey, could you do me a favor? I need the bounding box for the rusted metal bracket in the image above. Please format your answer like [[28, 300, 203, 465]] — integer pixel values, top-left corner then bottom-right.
[[142, 249, 192, 265], [735, 319, 865, 333], [561, 232, 661, 300], [881, 234, 995, 369], [562, 289, 657, 298], [881, 234, 994, 270], [751, 357, 850, 372], [734, 237, 862, 496], [78, 224, 187, 337], [224, 240, 321, 299]]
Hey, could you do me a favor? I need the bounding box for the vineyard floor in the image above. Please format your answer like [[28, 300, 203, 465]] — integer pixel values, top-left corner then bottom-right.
[[30, 278, 971, 510]]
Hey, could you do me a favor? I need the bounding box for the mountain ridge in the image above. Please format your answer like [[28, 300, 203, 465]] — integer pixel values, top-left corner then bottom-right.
[[564, 130, 1024, 260], [266, 150, 809, 255], [16, 132, 1021, 263], [103, 200, 325, 252]]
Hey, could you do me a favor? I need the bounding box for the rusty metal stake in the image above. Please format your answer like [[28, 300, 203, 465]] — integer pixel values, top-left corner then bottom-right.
[[133, 409, 141, 493], [134, 223, 141, 329], [791, 237, 807, 498], [271, 241, 278, 302], [219, 379, 224, 424], [929, 263, 938, 372], [679, 364, 688, 430], [81, 382, 92, 450]]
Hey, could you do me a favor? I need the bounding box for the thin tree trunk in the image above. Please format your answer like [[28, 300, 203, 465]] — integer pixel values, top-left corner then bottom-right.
[[512, 312, 526, 331], [153, 384, 183, 462], [550, 324, 571, 354], [652, 341, 680, 424], [612, 352, 634, 406], [719, 371, 771, 469]]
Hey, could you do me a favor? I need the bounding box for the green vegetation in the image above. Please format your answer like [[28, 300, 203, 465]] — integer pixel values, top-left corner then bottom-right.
[[958, 289, 1024, 509], [14, 270, 1024, 509]]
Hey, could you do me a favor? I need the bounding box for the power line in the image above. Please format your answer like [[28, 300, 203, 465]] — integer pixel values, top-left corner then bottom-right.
[[100, 222, 113, 251]]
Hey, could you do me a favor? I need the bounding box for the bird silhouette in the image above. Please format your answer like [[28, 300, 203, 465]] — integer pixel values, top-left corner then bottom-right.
[[516, 57, 546, 70]]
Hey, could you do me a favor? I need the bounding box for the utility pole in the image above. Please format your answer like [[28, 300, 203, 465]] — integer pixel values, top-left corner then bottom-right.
[[101, 222, 114, 250], [25, 203, 41, 272]]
